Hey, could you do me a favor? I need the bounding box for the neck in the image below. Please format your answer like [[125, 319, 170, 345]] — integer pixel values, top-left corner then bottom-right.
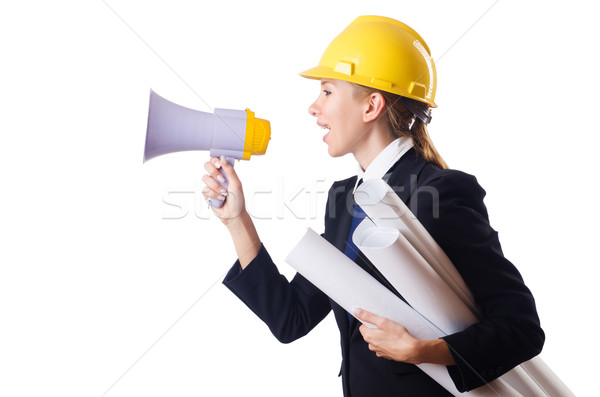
[[353, 123, 395, 171]]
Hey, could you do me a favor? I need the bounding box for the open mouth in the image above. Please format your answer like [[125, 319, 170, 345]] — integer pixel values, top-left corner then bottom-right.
[[321, 124, 330, 142]]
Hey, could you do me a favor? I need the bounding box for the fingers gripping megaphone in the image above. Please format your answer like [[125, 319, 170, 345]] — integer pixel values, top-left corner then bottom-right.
[[143, 90, 271, 208]]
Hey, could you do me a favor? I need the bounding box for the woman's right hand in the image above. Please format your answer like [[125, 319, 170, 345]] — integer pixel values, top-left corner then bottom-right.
[[203, 156, 262, 268], [202, 155, 246, 227]]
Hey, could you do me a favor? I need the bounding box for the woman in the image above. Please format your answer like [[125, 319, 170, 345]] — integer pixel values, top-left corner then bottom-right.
[[202, 16, 544, 397]]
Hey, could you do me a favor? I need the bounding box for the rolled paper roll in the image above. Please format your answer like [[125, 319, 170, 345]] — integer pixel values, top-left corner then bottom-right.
[[520, 357, 576, 397], [285, 228, 523, 397], [354, 221, 546, 397], [354, 178, 477, 314], [354, 178, 574, 397], [353, 221, 479, 333]]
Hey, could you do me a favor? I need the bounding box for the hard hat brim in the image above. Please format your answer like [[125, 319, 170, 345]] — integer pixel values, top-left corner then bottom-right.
[[299, 65, 371, 86], [299, 66, 437, 108]]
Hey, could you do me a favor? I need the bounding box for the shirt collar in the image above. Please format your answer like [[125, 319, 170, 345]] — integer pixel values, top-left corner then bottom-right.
[[353, 137, 414, 193]]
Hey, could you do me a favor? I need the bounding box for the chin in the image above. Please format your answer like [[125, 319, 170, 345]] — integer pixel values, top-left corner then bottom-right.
[[327, 146, 342, 158], [327, 142, 351, 158]]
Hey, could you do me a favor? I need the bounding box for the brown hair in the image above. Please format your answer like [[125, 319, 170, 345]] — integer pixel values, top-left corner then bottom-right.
[[354, 85, 448, 169]]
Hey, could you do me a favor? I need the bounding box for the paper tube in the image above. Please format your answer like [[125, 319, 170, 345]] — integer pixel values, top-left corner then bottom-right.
[[354, 178, 574, 397], [354, 178, 477, 313], [285, 228, 522, 397], [353, 220, 478, 333], [520, 357, 576, 397], [354, 220, 546, 397]]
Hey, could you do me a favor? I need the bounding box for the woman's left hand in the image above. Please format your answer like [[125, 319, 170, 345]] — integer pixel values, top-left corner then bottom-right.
[[355, 308, 455, 366], [355, 308, 422, 364]]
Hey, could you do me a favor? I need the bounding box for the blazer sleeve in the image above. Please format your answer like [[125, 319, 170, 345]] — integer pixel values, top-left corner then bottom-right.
[[222, 243, 331, 344], [412, 168, 545, 392]]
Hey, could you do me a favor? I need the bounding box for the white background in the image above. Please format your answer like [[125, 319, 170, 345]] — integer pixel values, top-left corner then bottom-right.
[[1, 1, 598, 396]]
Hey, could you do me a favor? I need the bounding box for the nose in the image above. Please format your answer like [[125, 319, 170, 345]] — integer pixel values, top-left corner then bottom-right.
[[308, 98, 320, 117]]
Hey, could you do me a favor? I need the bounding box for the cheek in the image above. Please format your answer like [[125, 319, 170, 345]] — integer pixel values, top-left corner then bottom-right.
[[343, 112, 367, 141], [342, 100, 365, 124]]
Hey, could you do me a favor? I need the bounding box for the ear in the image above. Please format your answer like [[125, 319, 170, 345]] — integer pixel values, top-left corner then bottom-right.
[[362, 92, 386, 123]]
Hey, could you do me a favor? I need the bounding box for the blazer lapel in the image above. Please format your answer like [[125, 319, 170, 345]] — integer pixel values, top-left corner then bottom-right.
[[324, 175, 357, 343], [333, 179, 357, 253]]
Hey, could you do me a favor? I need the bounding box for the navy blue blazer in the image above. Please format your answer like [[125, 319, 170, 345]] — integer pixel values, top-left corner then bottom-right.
[[223, 148, 544, 396]]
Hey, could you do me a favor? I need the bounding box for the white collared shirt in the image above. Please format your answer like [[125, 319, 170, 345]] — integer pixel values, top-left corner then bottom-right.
[[353, 137, 414, 193]]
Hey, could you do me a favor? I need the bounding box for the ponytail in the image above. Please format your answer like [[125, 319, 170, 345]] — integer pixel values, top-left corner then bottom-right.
[[409, 117, 448, 170]]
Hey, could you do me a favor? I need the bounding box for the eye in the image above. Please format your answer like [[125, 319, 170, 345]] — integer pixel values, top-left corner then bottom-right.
[[323, 90, 332, 97]]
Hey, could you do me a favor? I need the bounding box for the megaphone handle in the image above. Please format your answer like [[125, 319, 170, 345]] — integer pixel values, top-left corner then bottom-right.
[[208, 157, 235, 208]]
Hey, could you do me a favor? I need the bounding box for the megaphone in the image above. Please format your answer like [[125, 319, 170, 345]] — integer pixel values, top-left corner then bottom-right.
[[144, 90, 271, 208]]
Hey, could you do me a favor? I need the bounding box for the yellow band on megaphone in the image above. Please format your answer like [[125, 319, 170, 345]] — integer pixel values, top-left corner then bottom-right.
[[242, 109, 271, 160]]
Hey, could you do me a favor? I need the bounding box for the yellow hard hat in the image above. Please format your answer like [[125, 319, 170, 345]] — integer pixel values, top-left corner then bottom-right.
[[300, 15, 437, 107]]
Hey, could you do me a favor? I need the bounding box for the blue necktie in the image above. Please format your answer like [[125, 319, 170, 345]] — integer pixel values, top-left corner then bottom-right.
[[343, 203, 366, 261]]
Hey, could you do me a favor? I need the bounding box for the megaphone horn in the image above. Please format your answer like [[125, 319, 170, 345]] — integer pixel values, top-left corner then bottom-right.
[[143, 90, 271, 208]]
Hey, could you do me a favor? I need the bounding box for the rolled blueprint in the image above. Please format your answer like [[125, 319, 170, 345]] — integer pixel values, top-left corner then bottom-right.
[[353, 219, 478, 333], [354, 219, 546, 397], [285, 228, 523, 397], [354, 178, 575, 397], [521, 357, 576, 397], [354, 178, 477, 314]]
